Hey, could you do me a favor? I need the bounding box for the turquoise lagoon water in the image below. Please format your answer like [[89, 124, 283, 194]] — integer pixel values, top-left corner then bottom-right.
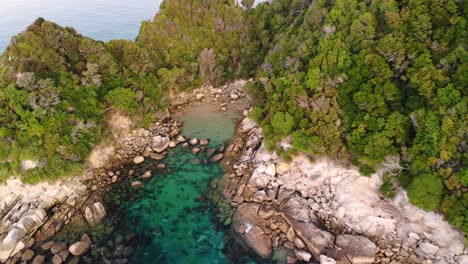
[[105, 106, 259, 263], [125, 147, 227, 263]]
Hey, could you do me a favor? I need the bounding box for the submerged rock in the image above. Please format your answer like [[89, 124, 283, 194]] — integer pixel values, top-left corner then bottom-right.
[[131, 181, 144, 188], [190, 138, 198, 145], [31, 255, 46, 264], [210, 153, 224, 163], [51, 242, 67, 254], [206, 148, 216, 157], [21, 249, 35, 261], [192, 148, 201, 154], [191, 158, 201, 165], [141, 171, 152, 179], [200, 138, 209, 146], [150, 153, 165, 160]]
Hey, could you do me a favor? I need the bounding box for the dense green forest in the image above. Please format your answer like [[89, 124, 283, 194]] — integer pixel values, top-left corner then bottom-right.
[[0, 1, 244, 183], [0, 0, 466, 238], [244, 0, 467, 238], [0, 19, 167, 183]]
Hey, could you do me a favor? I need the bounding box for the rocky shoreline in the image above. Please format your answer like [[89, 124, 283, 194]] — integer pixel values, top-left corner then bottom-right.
[[0, 79, 251, 264], [220, 117, 467, 264], [0, 118, 184, 264], [1, 78, 466, 264]]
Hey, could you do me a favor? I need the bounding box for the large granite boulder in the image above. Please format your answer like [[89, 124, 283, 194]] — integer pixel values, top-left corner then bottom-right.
[[133, 156, 144, 164], [210, 153, 224, 163], [239, 118, 257, 133], [289, 220, 334, 259], [281, 195, 315, 222], [152, 136, 170, 153], [244, 226, 272, 259], [234, 203, 271, 258], [84, 202, 106, 225], [69, 234, 91, 256], [68, 242, 89, 256], [335, 235, 377, 264], [0, 209, 45, 262]]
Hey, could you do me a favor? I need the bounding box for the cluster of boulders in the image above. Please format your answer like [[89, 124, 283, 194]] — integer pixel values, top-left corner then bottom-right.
[[171, 79, 250, 113], [186, 137, 225, 163], [0, 119, 184, 264], [4, 230, 138, 264], [4, 233, 92, 264], [128, 134, 225, 189], [222, 117, 467, 264], [116, 119, 181, 162], [0, 178, 88, 263]]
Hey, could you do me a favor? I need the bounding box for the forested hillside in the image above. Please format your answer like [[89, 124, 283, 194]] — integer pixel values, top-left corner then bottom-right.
[[136, 0, 245, 87], [0, 19, 166, 183], [244, 0, 467, 237], [0, 0, 466, 239]]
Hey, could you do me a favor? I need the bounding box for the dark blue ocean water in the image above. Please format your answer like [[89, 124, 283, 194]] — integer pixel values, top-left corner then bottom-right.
[[0, 0, 267, 53], [0, 0, 162, 52]]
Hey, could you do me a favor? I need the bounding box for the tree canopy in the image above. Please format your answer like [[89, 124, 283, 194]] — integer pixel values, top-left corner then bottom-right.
[[0, 0, 466, 239]]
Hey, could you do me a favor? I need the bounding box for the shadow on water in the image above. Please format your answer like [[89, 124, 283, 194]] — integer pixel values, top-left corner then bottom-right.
[[102, 106, 266, 264]]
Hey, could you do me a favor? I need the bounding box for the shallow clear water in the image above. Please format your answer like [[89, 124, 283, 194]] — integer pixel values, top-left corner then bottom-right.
[[109, 107, 257, 263], [125, 147, 227, 263], [178, 104, 241, 143]]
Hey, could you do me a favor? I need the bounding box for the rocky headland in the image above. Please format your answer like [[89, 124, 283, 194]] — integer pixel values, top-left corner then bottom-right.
[[220, 117, 467, 264]]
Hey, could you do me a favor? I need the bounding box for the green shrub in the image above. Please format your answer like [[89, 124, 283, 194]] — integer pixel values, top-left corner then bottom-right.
[[408, 174, 443, 211], [105, 87, 138, 115]]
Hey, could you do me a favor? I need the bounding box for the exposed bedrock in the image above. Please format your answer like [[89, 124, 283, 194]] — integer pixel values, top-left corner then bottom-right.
[[0, 119, 182, 263], [224, 117, 467, 264]]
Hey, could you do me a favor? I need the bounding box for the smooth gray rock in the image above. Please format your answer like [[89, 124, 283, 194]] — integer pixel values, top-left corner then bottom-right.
[[419, 242, 439, 255], [336, 235, 377, 264]]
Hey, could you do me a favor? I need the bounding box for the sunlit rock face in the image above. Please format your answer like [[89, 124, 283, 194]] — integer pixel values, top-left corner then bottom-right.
[[0, 178, 87, 262], [229, 117, 465, 264]]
